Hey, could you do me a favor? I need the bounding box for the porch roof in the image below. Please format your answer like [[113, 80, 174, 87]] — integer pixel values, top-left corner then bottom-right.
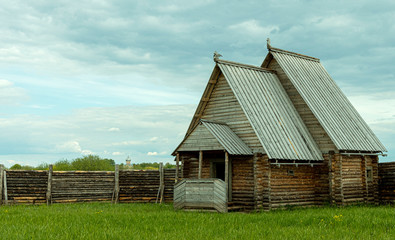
[[201, 120, 252, 155]]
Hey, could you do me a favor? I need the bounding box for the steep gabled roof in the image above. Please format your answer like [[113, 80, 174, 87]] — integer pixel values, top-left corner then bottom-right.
[[264, 47, 386, 153], [177, 59, 323, 160], [217, 60, 322, 160]]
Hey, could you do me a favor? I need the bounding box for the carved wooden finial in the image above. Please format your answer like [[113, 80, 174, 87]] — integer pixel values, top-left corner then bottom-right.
[[267, 38, 272, 49], [213, 51, 223, 61]]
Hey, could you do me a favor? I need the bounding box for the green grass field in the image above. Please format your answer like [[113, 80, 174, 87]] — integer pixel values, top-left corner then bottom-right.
[[0, 203, 394, 240]]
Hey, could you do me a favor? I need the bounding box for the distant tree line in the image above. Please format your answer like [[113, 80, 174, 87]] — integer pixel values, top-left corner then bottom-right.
[[119, 162, 175, 170], [7, 155, 175, 171]]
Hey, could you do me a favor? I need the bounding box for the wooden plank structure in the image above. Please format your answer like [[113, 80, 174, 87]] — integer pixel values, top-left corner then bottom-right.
[[0, 165, 177, 205], [0, 165, 4, 205], [172, 40, 387, 211], [174, 178, 227, 213], [379, 162, 395, 204]]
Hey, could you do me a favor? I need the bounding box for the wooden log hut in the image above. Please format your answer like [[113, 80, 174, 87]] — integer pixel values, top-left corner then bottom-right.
[[172, 40, 387, 211]]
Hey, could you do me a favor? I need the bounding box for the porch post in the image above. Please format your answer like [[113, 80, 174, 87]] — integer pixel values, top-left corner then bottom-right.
[[175, 153, 179, 183], [198, 150, 203, 179], [225, 151, 229, 202]]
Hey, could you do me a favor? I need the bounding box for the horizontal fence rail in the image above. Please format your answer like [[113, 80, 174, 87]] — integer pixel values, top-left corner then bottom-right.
[[0, 164, 177, 205], [174, 178, 227, 213], [379, 162, 395, 204]]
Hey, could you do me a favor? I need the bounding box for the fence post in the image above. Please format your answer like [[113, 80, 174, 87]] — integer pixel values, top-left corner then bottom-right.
[[160, 163, 164, 203], [113, 164, 119, 204], [0, 165, 3, 205], [3, 170, 8, 205], [46, 165, 53, 206], [156, 163, 164, 204], [175, 153, 179, 183]]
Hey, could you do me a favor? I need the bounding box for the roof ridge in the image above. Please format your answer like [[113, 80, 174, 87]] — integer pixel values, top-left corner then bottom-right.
[[215, 59, 275, 73], [269, 47, 320, 62]]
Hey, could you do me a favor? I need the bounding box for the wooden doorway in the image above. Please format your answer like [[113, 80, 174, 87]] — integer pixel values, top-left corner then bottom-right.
[[212, 162, 225, 181]]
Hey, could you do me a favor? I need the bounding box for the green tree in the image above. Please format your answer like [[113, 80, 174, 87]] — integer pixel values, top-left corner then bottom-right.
[[53, 159, 73, 171], [70, 155, 115, 171], [10, 164, 22, 170], [9, 164, 35, 170]]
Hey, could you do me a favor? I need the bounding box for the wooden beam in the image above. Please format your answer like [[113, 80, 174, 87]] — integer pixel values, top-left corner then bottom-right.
[[160, 162, 165, 204], [198, 151, 203, 179], [113, 164, 119, 204], [46, 165, 53, 206], [267, 160, 272, 211], [225, 152, 229, 203], [253, 155, 257, 210], [229, 158, 232, 202], [328, 152, 334, 204], [0, 165, 3, 205], [175, 153, 179, 183], [3, 170, 8, 205], [156, 162, 164, 204], [181, 157, 184, 178], [339, 155, 344, 205], [363, 155, 368, 203]]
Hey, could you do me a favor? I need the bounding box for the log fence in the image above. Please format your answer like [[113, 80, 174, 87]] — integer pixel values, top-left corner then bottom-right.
[[0, 164, 177, 205], [1, 162, 394, 208]]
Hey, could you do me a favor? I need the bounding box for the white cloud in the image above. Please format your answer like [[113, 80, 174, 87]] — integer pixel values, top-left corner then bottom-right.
[[111, 140, 146, 146], [81, 150, 94, 155], [309, 15, 357, 29], [108, 127, 120, 132], [0, 79, 28, 105], [147, 151, 168, 156], [150, 137, 158, 141], [56, 141, 82, 153], [112, 152, 123, 156], [55, 141, 93, 155], [228, 20, 279, 37]]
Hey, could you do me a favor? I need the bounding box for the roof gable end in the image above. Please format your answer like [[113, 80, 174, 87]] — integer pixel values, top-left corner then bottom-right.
[[267, 47, 386, 152]]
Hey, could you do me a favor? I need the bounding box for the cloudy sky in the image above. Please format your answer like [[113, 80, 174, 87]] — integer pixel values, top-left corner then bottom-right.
[[0, 0, 394, 167]]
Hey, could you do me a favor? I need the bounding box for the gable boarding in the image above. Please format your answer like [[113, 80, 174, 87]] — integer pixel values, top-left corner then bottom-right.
[[177, 123, 224, 152], [201, 74, 264, 153]]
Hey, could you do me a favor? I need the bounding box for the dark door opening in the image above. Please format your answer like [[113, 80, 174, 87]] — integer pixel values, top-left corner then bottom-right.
[[214, 162, 225, 181]]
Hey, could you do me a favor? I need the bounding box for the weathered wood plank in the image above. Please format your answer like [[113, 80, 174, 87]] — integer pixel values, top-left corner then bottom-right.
[[0, 165, 3, 205], [46, 165, 53, 205]]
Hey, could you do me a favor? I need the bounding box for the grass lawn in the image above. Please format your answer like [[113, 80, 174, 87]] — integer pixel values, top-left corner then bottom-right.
[[0, 203, 394, 239]]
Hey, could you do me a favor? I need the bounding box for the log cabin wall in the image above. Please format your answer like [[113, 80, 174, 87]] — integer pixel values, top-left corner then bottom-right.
[[342, 155, 365, 204], [330, 154, 379, 205], [314, 157, 330, 205], [268, 163, 328, 209], [366, 155, 379, 204], [267, 58, 337, 153], [379, 162, 395, 204], [231, 156, 255, 210], [180, 152, 199, 178], [253, 154, 270, 210]]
